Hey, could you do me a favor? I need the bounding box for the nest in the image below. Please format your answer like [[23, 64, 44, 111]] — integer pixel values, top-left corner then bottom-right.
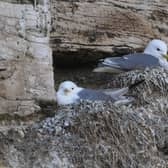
[[107, 68, 168, 105], [2, 67, 168, 168], [32, 67, 168, 168], [35, 97, 168, 168]]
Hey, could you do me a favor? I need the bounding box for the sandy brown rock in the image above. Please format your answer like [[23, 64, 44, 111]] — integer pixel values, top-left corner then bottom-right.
[[50, 0, 168, 62], [0, 1, 168, 168], [0, 1, 55, 116]]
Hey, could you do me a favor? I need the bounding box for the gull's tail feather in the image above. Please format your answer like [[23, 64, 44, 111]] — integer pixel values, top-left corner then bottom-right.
[[93, 66, 124, 73], [93, 57, 123, 73], [105, 80, 145, 105], [102, 58, 120, 67], [114, 96, 135, 105], [103, 87, 129, 98], [103, 87, 135, 104], [103, 80, 145, 103]]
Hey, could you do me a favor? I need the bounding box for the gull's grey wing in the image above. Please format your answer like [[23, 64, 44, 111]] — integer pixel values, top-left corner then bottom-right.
[[101, 87, 134, 103], [78, 88, 134, 104], [94, 53, 160, 72], [78, 88, 114, 101], [102, 87, 129, 98]]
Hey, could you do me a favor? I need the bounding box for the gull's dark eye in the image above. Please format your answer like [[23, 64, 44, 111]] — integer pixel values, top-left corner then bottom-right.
[[157, 48, 160, 51], [71, 87, 74, 90]]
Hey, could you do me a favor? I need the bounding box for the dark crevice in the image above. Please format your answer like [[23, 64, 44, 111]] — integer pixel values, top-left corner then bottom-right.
[[52, 49, 119, 69], [52, 50, 117, 89], [53, 51, 100, 69], [52, 48, 134, 88]]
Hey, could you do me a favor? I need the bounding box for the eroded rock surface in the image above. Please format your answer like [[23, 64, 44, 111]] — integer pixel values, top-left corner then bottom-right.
[[51, 0, 168, 63], [0, 0, 168, 167], [0, 1, 55, 116]]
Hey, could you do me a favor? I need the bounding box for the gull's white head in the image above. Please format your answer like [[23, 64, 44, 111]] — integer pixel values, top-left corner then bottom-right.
[[144, 39, 168, 59], [56, 81, 82, 105]]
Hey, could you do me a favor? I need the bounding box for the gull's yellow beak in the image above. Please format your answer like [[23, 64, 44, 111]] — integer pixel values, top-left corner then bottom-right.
[[64, 88, 70, 95], [163, 54, 168, 60]]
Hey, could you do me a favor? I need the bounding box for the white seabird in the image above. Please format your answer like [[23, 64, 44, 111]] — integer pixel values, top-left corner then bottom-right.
[[93, 39, 168, 73], [56, 81, 134, 105]]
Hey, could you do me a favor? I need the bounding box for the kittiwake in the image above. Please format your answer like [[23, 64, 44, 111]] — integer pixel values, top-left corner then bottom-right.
[[56, 81, 134, 105], [93, 39, 168, 73]]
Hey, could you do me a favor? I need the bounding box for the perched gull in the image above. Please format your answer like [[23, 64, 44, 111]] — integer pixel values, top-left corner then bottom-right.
[[56, 81, 134, 105], [93, 39, 168, 73]]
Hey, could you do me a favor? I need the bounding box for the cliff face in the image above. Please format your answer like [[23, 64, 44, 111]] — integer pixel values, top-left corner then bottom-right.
[[0, 1, 55, 116], [0, 1, 168, 168], [1, 0, 168, 115], [50, 0, 168, 63]]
